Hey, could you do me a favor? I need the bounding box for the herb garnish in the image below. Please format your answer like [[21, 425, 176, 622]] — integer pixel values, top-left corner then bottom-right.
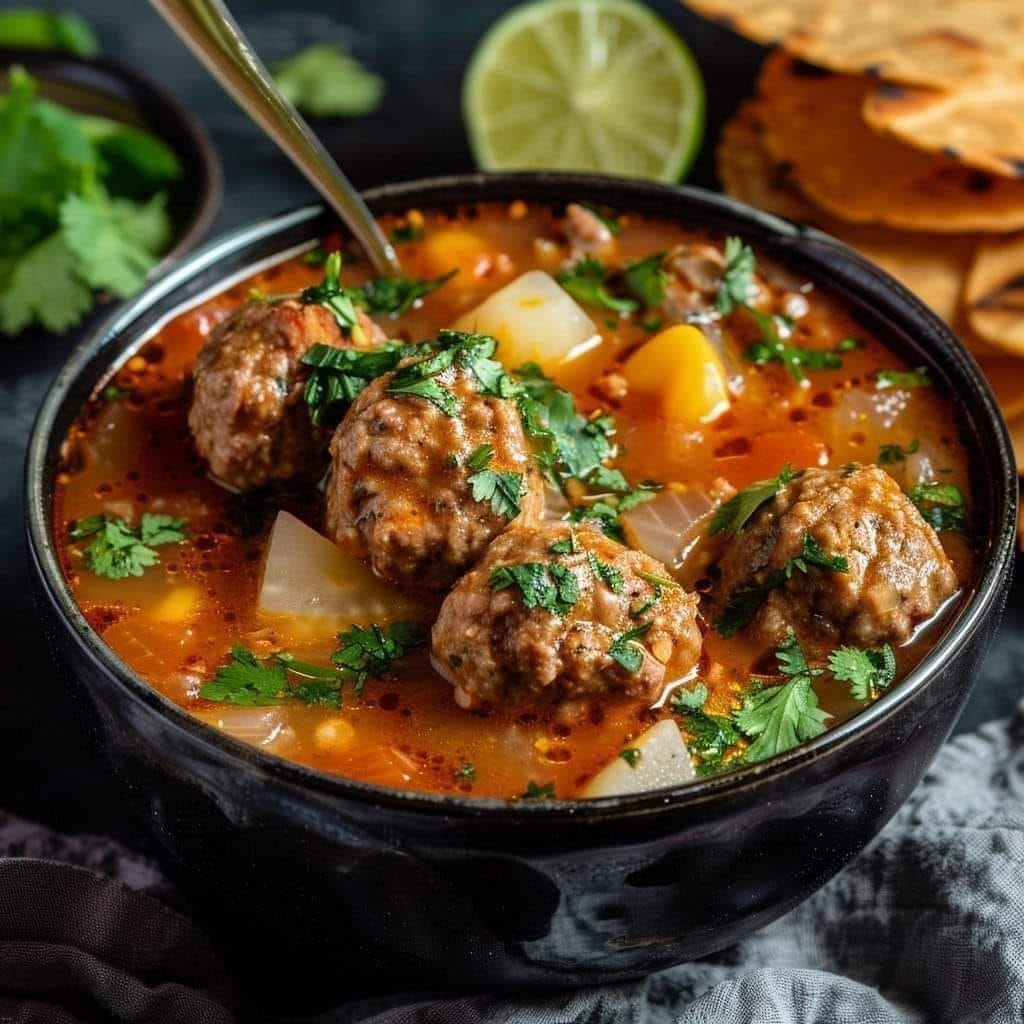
[[330, 622, 425, 693], [715, 236, 756, 315], [522, 780, 556, 800], [557, 257, 638, 315], [744, 329, 861, 383], [828, 644, 897, 701], [619, 748, 641, 768], [69, 513, 187, 580], [355, 269, 456, 317], [715, 531, 848, 638], [669, 682, 741, 775], [877, 368, 932, 390], [548, 530, 578, 555], [466, 444, 525, 520], [300, 251, 363, 336], [710, 464, 795, 538], [909, 481, 966, 532], [489, 562, 580, 616], [733, 632, 830, 764], [199, 644, 290, 707], [608, 622, 652, 673], [623, 252, 668, 308], [455, 762, 477, 782], [879, 439, 920, 465], [587, 551, 625, 593], [391, 223, 424, 244]]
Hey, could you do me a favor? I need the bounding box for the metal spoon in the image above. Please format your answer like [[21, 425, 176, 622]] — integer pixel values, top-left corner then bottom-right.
[[149, 0, 399, 275]]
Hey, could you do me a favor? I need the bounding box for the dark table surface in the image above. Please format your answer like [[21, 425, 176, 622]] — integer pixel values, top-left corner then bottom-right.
[[3, 0, 1022, 855]]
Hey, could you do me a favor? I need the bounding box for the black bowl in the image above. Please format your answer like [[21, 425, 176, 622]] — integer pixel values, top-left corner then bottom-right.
[[0, 48, 221, 269], [25, 174, 1017, 1006]]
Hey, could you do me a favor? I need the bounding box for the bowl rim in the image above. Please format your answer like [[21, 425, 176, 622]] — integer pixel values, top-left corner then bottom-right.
[[0, 46, 222, 265], [25, 171, 1018, 825]]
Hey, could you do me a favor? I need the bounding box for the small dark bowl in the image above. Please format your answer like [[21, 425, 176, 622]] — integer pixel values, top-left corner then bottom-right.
[[25, 174, 1016, 1008], [0, 48, 221, 270]]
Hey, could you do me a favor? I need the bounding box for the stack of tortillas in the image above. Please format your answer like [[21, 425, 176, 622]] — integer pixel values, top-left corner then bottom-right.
[[685, 0, 1024, 476]]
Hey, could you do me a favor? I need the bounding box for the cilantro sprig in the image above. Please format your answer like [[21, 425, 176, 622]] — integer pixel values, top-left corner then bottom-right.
[[623, 252, 668, 308], [710, 465, 795, 538], [355, 270, 456, 317], [715, 236, 756, 315], [744, 327, 861, 384], [909, 481, 966, 533], [877, 368, 931, 390], [828, 644, 897, 701], [608, 622, 652, 673], [490, 562, 580, 617], [557, 257, 638, 315], [466, 444, 525, 520], [69, 513, 187, 580], [879, 439, 920, 465]]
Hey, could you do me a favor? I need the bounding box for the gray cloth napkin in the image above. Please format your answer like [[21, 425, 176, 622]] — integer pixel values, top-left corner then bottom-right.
[[5, 700, 1024, 1024]]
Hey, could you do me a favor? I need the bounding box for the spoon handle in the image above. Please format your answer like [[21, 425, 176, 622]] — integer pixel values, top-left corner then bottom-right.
[[150, 0, 399, 275]]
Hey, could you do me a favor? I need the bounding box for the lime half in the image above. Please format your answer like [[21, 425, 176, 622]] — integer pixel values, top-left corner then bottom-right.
[[463, 0, 705, 183]]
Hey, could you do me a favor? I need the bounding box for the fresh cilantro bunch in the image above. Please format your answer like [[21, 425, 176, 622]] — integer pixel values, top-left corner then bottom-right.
[[68, 513, 186, 580], [0, 67, 180, 336]]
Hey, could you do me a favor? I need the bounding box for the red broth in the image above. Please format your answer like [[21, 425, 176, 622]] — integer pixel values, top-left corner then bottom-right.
[[54, 201, 973, 799]]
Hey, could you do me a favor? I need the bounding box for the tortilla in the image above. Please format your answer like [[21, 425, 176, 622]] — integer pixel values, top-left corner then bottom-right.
[[684, 0, 1024, 90], [863, 76, 1024, 180], [756, 53, 1024, 233], [964, 233, 1024, 353], [717, 102, 980, 325]]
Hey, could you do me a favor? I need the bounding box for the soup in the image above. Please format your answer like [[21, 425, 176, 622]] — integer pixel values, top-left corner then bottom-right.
[[54, 200, 973, 801]]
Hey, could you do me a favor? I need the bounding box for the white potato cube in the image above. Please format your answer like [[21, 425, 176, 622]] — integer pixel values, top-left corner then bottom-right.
[[258, 511, 421, 631], [454, 270, 601, 374], [581, 719, 696, 798]]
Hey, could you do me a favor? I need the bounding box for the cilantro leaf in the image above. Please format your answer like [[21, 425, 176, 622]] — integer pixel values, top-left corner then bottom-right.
[[290, 679, 342, 710], [710, 464, 795, 537], [715, 236, 756, 314], [391, 223, 424, 244], [489, 562, 580, 617], [743, 327, 857, 383], [623, 252, 668, 308], [70, 512, 186, 580], [909, 481, 966, 533], [669, 681, 709, 714], [608, 622, 651, 674], [272, 43, 384, 118], [788, 532, 849, 574], [467, 443, 495, 472], [199, 645, 288, 707], [619, 748, 641, 768], [548, 530, 578, 555], [587, 551, 625, 593], [877, 368, 932, 390], [0, 229, 92, 334], [828, 644, 897, 701], [670, 683, 741, 775], [388, 374, 459, 416], [556, 257, 638, 315], [300, 251, 362, 333], [879, 439, 920, 465], [733, 634, 829, 763], [331, 622, 425, 691], [355, 270, 455, 317], [468, 463, 525, 520], [587, 465, 631, 493], [522, 780, 556, 800], [455, 762, 477, 781]]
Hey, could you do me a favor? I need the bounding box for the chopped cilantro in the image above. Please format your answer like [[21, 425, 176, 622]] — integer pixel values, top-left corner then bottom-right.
[[300, 251, 363, 335], [587, 551, 625, 593], [710, 465, 795, 537], [548, 530, 578, 555], [468, 465, 525, 519], [302, 341, 423, 427], [733, 632, 829, 764], [490, 562, 580, 616], [355, 269, 456, 317], [456, 762, 477, 782], [467, 443, 495, 472], [271, 42, 383, 118], [199, 644, 288, 707], [522, 780, 556, 800], [715, 236, 756, 315], [330, 622, 425, 692], [623, 252, 668, 308], [69, 512, 187, 580], [828, 644, 897, 701], [391, 223, 424, 244], [670, 682, 709, 713], [743, 324, 857, 383], [876, 368, 932, 390], [670, 683, 740, 775], [619, 748, 642, 768], [587, 465, 632, 493], [715, 531, 847, 637], [608, 622, 652, 674], [879, 439, 920, 465], [909, 481, 966, 533], [556, 257, 638, 315]]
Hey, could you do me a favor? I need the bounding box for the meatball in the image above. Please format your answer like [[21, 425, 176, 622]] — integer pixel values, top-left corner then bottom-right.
[[710, 465, 959, 647], [431, 522, 702, 708], [325, 358, 545, 592], [563, 202, 616, 258], [189, 298, 383, 490]]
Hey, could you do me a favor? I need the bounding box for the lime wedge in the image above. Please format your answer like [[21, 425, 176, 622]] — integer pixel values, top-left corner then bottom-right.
[[463, 0, 705, 183]]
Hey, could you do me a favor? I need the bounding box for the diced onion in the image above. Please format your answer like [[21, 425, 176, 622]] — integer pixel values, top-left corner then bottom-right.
[[258, 512, 422, 636], [194, 706, 293, 749], [621, 486, 717, 569], [581, 719, 696, 798]]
